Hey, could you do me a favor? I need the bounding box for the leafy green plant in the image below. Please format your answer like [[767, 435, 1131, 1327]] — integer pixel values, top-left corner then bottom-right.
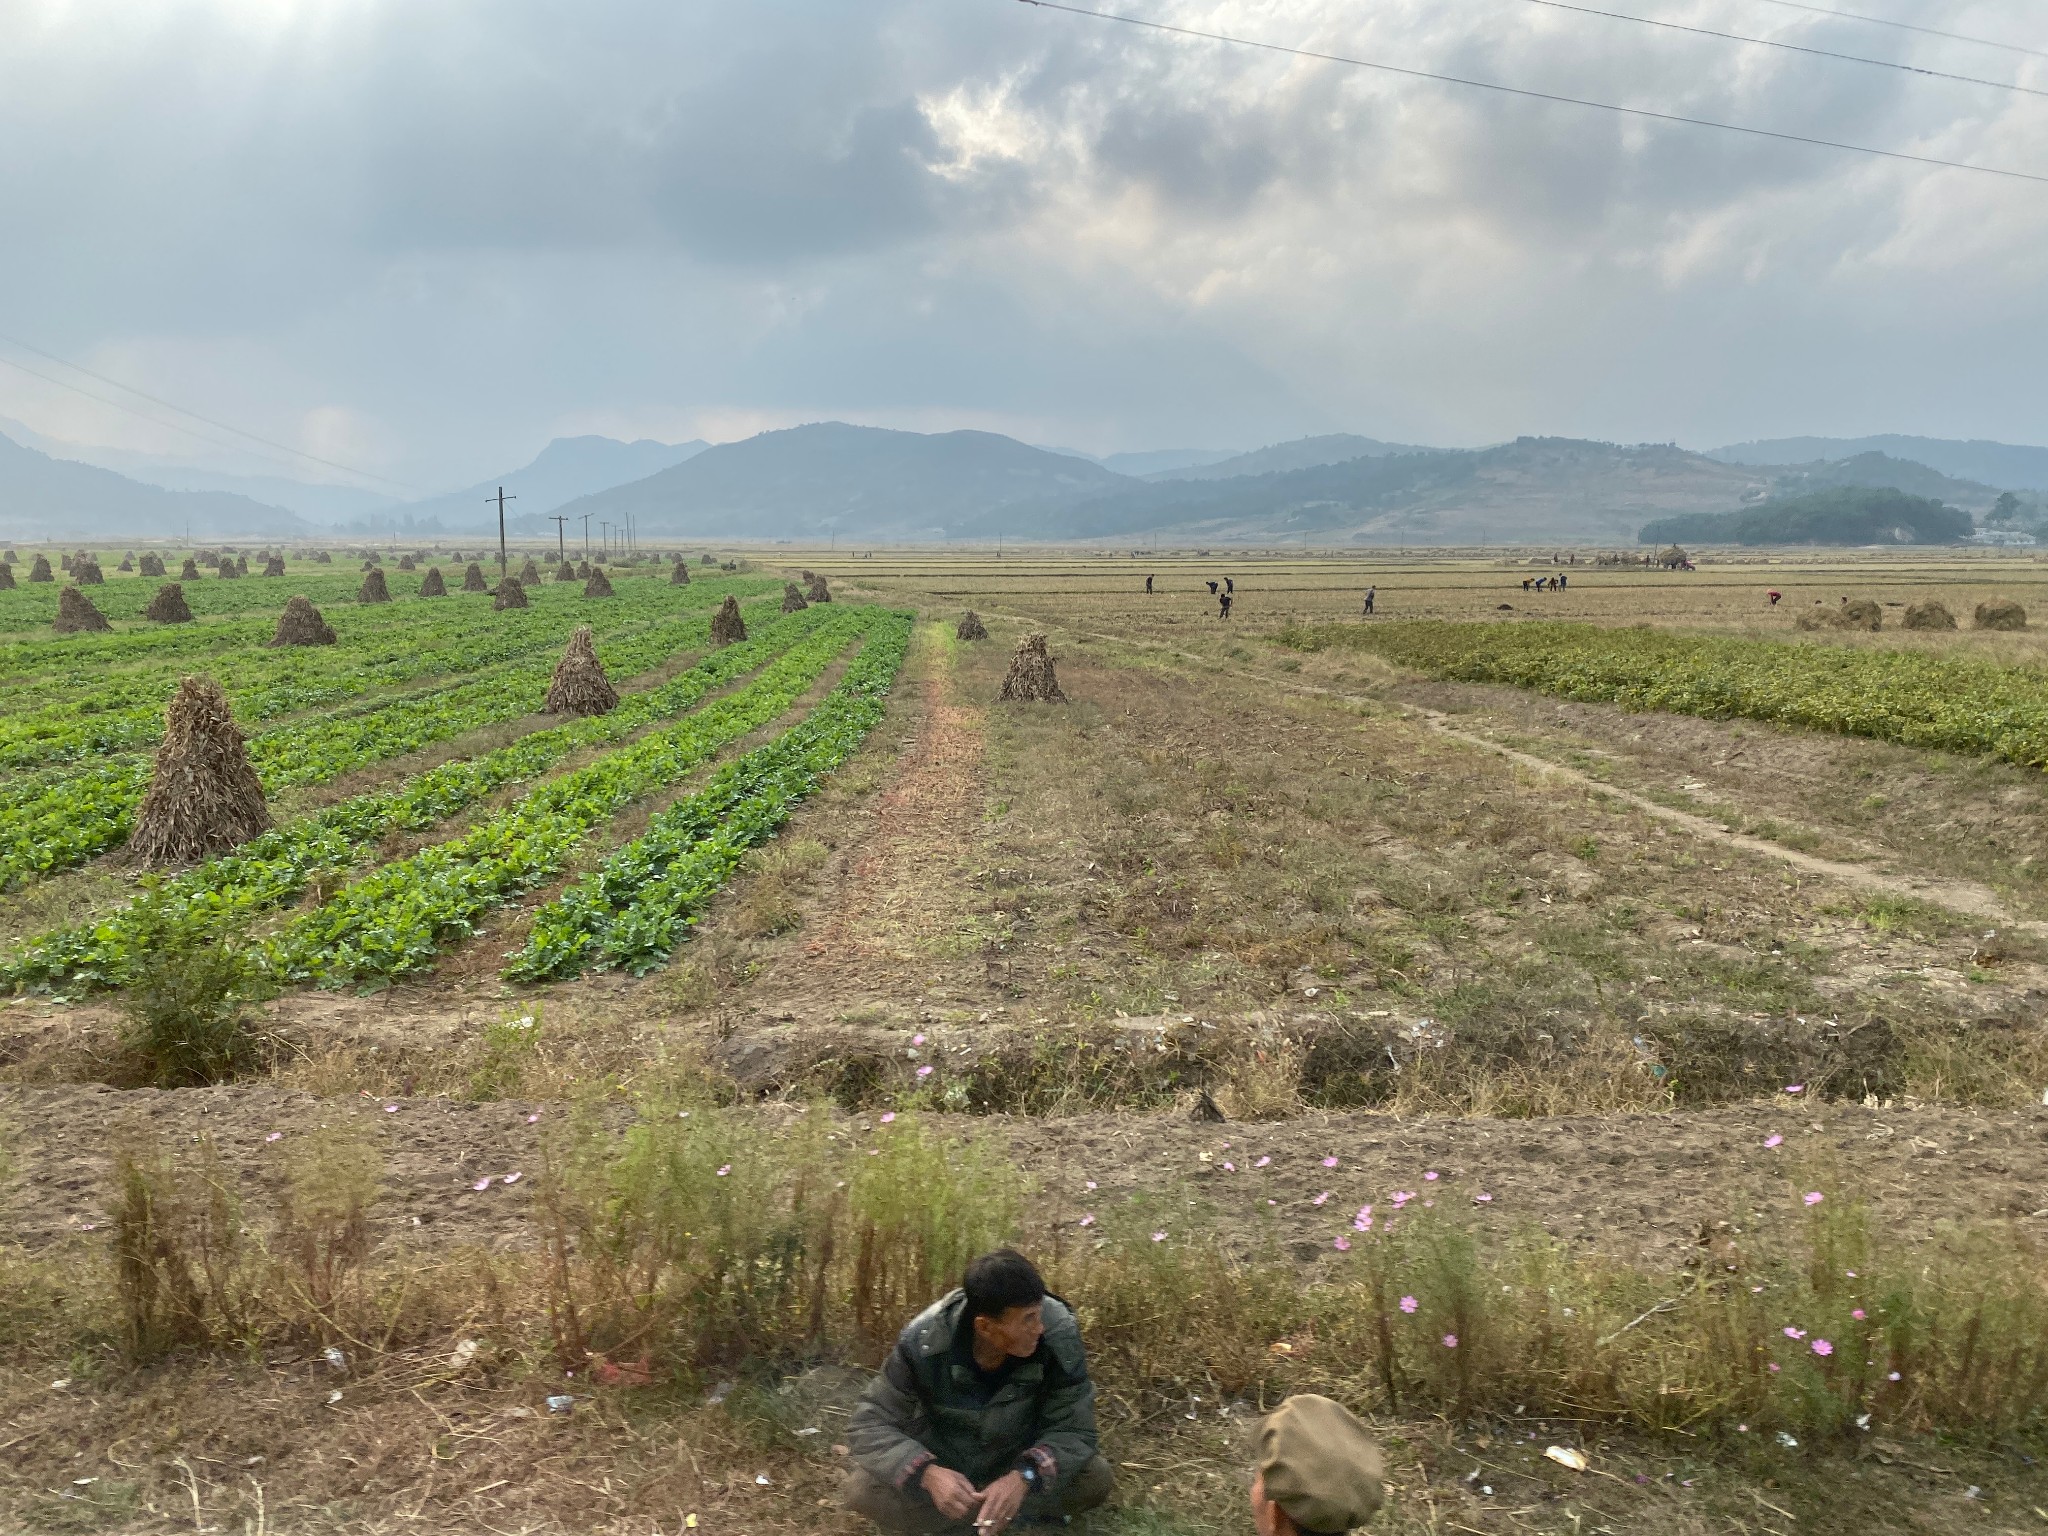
[[117, 895, 262, 1086]]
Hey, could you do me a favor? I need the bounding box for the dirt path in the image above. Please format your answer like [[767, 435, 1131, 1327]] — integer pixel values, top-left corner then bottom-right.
[[989, 614, 2048, 939]]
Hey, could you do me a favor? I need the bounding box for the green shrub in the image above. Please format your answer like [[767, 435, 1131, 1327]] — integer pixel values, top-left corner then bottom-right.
[[117, 895, 261, 1086]]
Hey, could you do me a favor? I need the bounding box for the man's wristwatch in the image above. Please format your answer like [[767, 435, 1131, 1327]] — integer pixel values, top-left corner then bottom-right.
[[1018, 1466, 1038, 1487]]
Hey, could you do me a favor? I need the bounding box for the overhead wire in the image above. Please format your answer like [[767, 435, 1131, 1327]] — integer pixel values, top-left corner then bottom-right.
[[1501, 0, 2048, 100], [1743, 0, 2048, 62], [0, 331, 417, 492], [1012, 0, 2048, 186]]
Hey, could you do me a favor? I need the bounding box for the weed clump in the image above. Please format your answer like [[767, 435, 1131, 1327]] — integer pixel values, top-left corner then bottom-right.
[[128, 676, 271, 865], [999, 632, 1066, 702], [116, 899, 263, 1086], [270, 594, 337, 646], [54, 585, 112, 634], [544, 625, 617, 716], [145, 582, 194, 624]]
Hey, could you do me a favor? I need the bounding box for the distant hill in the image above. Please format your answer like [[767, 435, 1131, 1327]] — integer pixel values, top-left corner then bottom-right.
[[1101, 448, 1242, 477], [1708, 434, 2048, 491], [405, 435, 711, 532], [1640, 487, 1973, 547], [559, 422, 1126, 538], [1765, 451, 1999, 508], [1145, 432, 1430, 481], [0, 428, 311, 540]]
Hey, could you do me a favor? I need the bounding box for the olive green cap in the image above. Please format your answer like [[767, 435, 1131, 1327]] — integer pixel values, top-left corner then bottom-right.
[[1258, 1394, 1385, 1533]]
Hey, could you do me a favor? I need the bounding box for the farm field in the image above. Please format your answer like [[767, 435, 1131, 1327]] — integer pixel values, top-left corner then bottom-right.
[[2, 546, 2047, 1535]]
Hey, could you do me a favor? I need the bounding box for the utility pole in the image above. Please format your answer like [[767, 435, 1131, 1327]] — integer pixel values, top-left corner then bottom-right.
[[600, 522, 611, 560], [486, 487, 516, 572], [580, 512, 593, 558], [549, 515, 567, 561]]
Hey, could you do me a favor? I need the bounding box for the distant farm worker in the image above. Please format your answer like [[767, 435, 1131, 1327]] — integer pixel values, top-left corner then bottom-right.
[[1145, 574, 1154, 594], [845, 1250, 1112, 1536], [1558, 573, 1567, 590], [1251, 1395, 1385, 1536], [1768, 589, 1782, 606], [1362, 586, 1375, 615], [1521, 578, 1531, 592], [1220, 591, 1234, 619], [1206, 580, 1219, 596], [1226, 575, 1235, 594]]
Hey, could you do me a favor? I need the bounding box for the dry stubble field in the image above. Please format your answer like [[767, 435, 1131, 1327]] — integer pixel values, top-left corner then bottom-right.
[[4, 547, 2048, 1536]]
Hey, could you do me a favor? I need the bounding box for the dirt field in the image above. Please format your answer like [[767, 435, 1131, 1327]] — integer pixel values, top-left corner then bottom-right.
[[5, 549, 2048, 1534]]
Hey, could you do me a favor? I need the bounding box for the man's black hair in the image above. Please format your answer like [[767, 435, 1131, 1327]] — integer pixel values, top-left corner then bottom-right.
[[961, 1249, 1046, 1323]]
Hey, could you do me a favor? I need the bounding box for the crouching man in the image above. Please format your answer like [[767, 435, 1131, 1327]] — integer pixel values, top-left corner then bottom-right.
[[845, 1250, 1114, 1535]]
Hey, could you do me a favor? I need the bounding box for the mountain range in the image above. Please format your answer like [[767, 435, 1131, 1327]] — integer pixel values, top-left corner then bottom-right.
[[1709, 435, 2048, 490]]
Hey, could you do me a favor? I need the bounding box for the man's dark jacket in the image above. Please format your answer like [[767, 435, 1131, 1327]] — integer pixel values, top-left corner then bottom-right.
[[846, 1290, 1099, 1494]]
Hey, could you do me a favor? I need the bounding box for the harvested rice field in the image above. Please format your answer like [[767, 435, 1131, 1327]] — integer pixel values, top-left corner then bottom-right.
[[3, 544, 2047, 1536]]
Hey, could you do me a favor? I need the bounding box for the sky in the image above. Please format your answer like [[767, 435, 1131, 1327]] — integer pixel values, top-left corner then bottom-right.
[[3, 0, 2047, 494]]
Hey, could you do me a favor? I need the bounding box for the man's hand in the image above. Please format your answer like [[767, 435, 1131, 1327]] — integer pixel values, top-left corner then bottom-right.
[[920, 1464, 983, 1522], [972, 1471, 1029, 1535]]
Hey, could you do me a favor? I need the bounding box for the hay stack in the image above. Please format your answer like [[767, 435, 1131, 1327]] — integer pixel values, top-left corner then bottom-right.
[[806, 573, 831, 603], [312, 550, 332, 564], [180, 557, 201, 581], [701, 553, 715, 565], [519, 557, 542, 585], [956, 610, 989, 640], [397, 554, 416, 572], [139, 552, 166, 578], [54, 585, 112, 634], [670, 560, 690, 586], [1903, 600, 1957, 630], [419, 566, 447, 597], [543, 625, 618, 716], [358, 567, 391, 604], [781, 581, 808, 613], [0, 562, 12, 590], [74, 557, 104, 584], [1975, 598, 2028, 631], [263, 555, 286, 577], [218, 558, 241, 580], [998, 633, 1066, 702], [270, 594, 337, 646], [549, 561, 570, 582], [145, 583, 195, 624], [584, 567, 615, 599], [493, 576, 529, 611], [575, 560, 592, 579], [1836, 598, 1882, 630], [710, 595, 747, 646], [118, 554, 134, 572], [29, 555, 53, 582], [462, 562, 489, 593], [127, 676, 271, 867], [59, 553, 72, 573]]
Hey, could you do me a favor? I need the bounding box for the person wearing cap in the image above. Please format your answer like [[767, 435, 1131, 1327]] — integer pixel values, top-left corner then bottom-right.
[[1251, 1394, 1386, 1535], [844, 1250, 1113, 1536]]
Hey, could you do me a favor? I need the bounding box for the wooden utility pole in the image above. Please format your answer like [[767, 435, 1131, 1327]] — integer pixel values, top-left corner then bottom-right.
[[549, 515, 568, 561], [600, 522, 611, 560], [580, 512, 593, 557], [486, 487, 516, 571]]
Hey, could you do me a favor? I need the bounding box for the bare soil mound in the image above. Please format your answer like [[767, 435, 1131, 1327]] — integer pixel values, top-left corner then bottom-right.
[[269, 595, 337, 647], [145, 582, 195, 624], [128, 676, 270, 866], [1975, 598, 2027, 630], [710, 594, 747, 646], [543, 625, 618, 716], [998, 632, 1066, 702], [53, 585, 111, 634]]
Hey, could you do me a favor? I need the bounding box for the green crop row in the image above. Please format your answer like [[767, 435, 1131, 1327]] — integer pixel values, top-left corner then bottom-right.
[[506, 611, 912, 980], [0, 591, 775, 892], [257, 608, 886, 987], [1280, 619, 2048, 769], [0, 608, 839, 994]]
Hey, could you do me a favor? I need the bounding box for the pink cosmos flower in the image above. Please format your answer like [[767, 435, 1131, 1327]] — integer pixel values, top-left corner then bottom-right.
[[1322, 1157, 1339, 1168], [912, 1034, 926, 1045], [716, 1165, 731, 1177], [1474, 1192, 1493, 1203], [1811, 1339, 1833, 1356], [1151, 1231, 1167, 1242], [1222, 1162, 1235, 1173], [1852, 1309, 1866, 1320], [1442, 1334, 1458, 1349], [1390, 1190, 1416, 1208], [1764, 1134, 1783, 1148], [1803, 1191, 1823, 1206], [1784, 1327, 1805, 1339], [1352, 1209, 1373, 1232], [1424, 1171, 1439, 1181], [1085, 1180, 1096, 1190], [472, 1178, 491, 1192], [1888, 1371, 1901, 1382], [916, 1064, 934, 1078], [384, 1104, 400, 1114], [880, 1112, 897, 1123], [1311, 1191, 1332, 1206], [1255, 1156, 1271, 1168], [1785, 1084, 1804, 1094], [1400, 1296, 1419, 1314], [1333, 1236, 1351, 1251], [1768, 1363, 1780, 1373], [265, 1132, 283, 1143], [503, 1172, 522, 1185], [1078, 1215, 1095, 1228], [526, 1112, 542, 1124]]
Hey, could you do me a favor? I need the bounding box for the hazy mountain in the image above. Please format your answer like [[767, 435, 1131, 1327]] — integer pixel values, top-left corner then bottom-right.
[[1145, 432, 1430, 482], [1764, 451, 1999, 509], [0, 427, 311, 540], [1101, 448, 1242, 477], [1641, 487, 1974, 547], [559, 421, 1125, 538], [404, 435, 712, 532], [1709, 434, 2048, 490]]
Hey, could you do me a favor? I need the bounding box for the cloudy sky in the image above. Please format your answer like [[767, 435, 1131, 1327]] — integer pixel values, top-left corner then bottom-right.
[[2, 0, 2046, 492]]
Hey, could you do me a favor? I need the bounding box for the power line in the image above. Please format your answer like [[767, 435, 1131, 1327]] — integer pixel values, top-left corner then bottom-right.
[[1013, 0, 2048, 186], [0, 331, 418, 492], [1744, 0, 2048, 63], [1503, 0, 2048, 100]]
